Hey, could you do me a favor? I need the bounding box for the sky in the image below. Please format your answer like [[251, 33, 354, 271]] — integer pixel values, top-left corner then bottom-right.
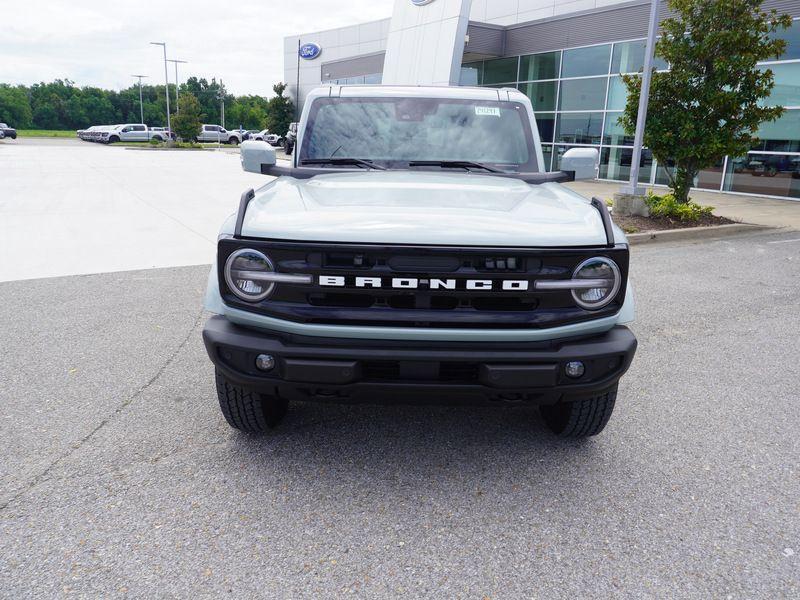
[[0, 0, 395, 96]]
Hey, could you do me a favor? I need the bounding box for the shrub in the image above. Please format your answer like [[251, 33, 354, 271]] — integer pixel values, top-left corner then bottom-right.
[[645, 192, 714, 222]]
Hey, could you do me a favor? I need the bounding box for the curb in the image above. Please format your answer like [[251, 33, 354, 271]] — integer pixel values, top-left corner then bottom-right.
[[627, 223, 775, 245]]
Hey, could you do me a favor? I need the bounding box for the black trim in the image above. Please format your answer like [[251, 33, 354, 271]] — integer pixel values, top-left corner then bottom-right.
[[203, 316, 637, 405], [234, 188, 255, 238], [591, 197, 615, 247], [261, 163, 575, 184]]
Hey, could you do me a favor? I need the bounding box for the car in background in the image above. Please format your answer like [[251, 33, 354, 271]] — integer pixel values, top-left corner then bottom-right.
[[151, 127, 176, 140], [0, 130, 5, 140], [241, 130, 261, 141], [247, 129, 283, 147], [197, 124, 242, 145], [0, 123, 17, 139]]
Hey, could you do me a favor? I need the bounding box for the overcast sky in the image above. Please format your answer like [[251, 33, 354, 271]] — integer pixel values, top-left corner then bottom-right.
[[0, 0, 395, 96]]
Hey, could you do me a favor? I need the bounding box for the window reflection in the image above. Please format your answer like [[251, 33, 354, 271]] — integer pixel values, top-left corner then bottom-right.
[[519, 51, 560, 81], [599, 147, 652, 182], [519, 81, 557, 111], [558, 77, 608, 111], [561, 45, 611, 78], [556, 113, 603, 144], [723, 153, 800, 197]]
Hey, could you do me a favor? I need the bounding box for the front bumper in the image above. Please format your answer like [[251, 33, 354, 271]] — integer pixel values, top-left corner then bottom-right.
[[203, 316, 637, 405]]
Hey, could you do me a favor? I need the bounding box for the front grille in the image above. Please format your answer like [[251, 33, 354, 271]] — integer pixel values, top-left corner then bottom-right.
[[218, 239, 629, 329]]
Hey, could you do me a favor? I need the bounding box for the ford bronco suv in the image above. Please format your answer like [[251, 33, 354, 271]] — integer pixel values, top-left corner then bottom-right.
[[203, 85, 637, 438]]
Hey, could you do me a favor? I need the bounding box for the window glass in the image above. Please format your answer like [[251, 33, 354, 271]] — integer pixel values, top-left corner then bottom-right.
[[561, 44, 611, 78], [364, 73, 383, 85], [519, 81, 557, 111], [558, 77, 608, 111], [599, 146, 652, 182], [770, 19, 800, 60], [555, 112, 603, 144], [519, 51, 560, 81], [541, 145, 553, 171], [460, 62, 483, 85], [603, 112, 633, 145], [301, 97, 539, 171], [762, 63, 800, 107], [752, 109, 800, 152], [534, 113, 555, 142], [611, 40, 668, 74], [606, 76, 630, 111], [655, 158, 724, 190], [722, 153, 800, 198], [483, 57, 518, 85]]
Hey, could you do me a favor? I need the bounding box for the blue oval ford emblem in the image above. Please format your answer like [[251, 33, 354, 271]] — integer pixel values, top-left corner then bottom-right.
[[299, 43, 322, 60], [411, 0, 436, 5]]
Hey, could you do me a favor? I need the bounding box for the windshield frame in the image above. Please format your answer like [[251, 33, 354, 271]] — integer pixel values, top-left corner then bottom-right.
[[298, 96, 540, 173]]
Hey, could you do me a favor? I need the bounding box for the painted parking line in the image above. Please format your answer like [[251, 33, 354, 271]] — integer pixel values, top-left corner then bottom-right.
[[766, 238, 800, 244]]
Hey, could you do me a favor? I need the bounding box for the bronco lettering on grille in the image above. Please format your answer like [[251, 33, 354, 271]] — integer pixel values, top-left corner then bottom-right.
[[319, 276, 530, 291]]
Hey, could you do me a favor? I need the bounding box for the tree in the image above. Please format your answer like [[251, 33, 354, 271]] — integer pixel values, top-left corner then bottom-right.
[[0, 84, 33, 128], [171, 92, 203, 141], [265, 83, 295, 138], [620, 0, 792, 203]]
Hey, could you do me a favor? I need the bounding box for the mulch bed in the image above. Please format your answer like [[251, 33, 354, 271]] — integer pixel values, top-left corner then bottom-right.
[[613, 212, 735, 234]]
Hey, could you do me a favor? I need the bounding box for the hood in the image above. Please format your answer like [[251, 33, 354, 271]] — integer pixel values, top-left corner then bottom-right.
[[240, 171, 613, 247]]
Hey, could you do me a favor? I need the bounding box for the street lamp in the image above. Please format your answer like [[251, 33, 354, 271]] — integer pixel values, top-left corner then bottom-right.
[[149, 42, 171, 133], [131, 74, 148, 124], [167, 59, 188, 113]]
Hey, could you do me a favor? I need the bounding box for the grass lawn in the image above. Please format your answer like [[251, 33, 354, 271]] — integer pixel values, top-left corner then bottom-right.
[[18, 129, 75, 138]]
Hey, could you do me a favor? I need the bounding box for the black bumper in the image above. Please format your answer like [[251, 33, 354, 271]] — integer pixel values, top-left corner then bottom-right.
[[202, 316, 637, 405]]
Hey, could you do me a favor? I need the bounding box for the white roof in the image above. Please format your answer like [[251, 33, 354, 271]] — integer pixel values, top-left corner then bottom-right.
[[306, 85, 528, 103]]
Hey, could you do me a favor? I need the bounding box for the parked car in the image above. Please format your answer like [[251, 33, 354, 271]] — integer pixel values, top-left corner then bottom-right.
[[150, 127, 176, 140], [202, 85, 636, 439], [0, 123, 17, 139], [283, 122, 298, 154], [77, 124, 170, 143], [242, 130, 261, 141], [246, 129, 283, 146], [197, 124, 242, 145]]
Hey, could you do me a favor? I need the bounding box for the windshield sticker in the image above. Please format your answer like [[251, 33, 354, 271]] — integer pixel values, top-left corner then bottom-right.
[[475, 106, 501, 117]]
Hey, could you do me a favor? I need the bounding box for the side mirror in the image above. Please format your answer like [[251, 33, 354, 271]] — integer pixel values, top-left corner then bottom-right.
[[241, 140, 277, 174], [561, 147, 599, 181]]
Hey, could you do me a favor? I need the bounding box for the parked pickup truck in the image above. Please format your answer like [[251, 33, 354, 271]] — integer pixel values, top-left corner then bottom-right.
[[197, 124, 243, 145], [246, 129, 283, 147], [203, 85, 637, 438], [78, 123, 172, 144], [0, 123, 17, 139]]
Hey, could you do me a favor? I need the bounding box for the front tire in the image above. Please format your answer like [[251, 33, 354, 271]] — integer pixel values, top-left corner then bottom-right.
[[107, 135, 120, 144], [540, 386, 617, 438], [228, 137, 239, 146], [214, 369, 288, 433]]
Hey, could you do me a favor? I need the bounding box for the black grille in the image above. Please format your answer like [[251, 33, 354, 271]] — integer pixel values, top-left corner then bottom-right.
[[218, 239, 629, 329]]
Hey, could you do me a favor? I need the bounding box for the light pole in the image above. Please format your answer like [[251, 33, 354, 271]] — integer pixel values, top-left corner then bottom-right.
[[167, 59, 188, 113], [150, 42, 171, 133], [131, 74, 148, 124], [621, 0, 659, 196]]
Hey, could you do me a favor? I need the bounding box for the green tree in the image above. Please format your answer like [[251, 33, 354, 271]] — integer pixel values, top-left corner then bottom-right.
[[620, 0, 792, 203], [0, 84, 33, 128], [265, 83, 295, 138], [171, 92, 204, 141]]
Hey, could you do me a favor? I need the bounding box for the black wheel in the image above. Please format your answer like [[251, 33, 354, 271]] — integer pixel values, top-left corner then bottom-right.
[[108, 135, 120, 144], [214, 369, 288, 433], [153, 135, 164, 142], [540, 385, 618, 438], [228, 137, 239, 146]]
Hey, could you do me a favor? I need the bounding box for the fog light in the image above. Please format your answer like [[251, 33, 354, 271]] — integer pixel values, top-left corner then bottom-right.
[[255, 354, 276, 372], [565, 361, 585, 378]]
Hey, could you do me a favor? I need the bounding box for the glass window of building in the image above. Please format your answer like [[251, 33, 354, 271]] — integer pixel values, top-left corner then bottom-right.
[[606, 76, 629, 111], [761, 63, 800, 107], [751, 109, 800, 152], [770, 18, 800, 60], [541, 145, 553, 171], [655, 158, 725, 190], [519, 81, 557, 111], [534, 113, 555, 142], [599, 147, 653, 182], [722, 153, 800, 198], [555, 113, 603, 144], [483, 57, 519, 85], [558, 77, 608, 111], [519, 51, 560, 81], [460, 62, 483, 86], [561, 44, 611, 78], [611, 40, 668, 74], [603, 112, 633, 146]]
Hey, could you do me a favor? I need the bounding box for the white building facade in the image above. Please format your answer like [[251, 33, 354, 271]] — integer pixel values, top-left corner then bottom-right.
[[285, 0, 800, 200]]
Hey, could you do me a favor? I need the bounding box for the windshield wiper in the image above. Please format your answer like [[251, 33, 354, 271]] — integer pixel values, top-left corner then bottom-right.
[[301, 158, 387, 170], [408, 160, 503, 173]]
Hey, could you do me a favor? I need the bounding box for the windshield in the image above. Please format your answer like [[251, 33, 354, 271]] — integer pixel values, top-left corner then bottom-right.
[[299, 97, 538, 172]]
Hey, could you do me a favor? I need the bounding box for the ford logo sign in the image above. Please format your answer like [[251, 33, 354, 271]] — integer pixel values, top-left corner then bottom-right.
[[299, 43, 322, 60], [411, 0, 436, 5]]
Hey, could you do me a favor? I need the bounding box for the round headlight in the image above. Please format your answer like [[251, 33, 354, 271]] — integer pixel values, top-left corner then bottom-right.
[[571, 257, 621, 310], [224, 248, 276, 302]]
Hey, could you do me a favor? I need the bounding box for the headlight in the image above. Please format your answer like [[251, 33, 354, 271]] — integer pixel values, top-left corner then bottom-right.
[[224, 248, 313, 303], [224, 248, 277, 302], [570, 257, 621, 310]]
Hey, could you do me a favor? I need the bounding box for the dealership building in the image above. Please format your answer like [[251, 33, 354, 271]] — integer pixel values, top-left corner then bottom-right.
[[285, 0, 800, 201]]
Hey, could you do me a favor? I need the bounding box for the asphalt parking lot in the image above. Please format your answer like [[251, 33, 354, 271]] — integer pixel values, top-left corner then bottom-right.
[[1, 139, 798, 597]]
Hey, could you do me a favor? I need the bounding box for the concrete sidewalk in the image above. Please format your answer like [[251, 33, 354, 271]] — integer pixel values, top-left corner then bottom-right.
[[566, 180, 800, 230]]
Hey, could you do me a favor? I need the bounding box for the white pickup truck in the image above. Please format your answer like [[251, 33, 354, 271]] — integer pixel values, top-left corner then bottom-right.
[[78, 124, 172, 144], [197, 124, 243, 145]]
